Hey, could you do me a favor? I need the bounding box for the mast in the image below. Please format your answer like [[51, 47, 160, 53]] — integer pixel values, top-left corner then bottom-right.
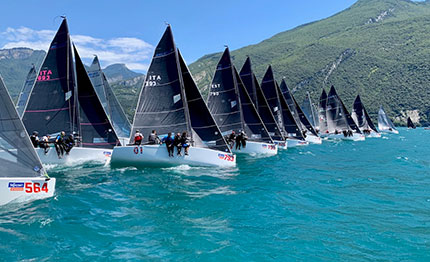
[[169, 25, 193, 142]]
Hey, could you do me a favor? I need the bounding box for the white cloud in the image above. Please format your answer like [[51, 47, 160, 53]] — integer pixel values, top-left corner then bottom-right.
[[0, 26, 153, 72]]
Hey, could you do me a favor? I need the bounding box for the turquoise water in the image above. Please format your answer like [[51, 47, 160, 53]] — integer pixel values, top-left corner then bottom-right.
[[1, 128, 429, 261]]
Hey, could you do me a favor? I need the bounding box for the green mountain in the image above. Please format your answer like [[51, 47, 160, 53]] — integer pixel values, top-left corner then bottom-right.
[[189, 0, 430, 126], [103, 63, 142, 82], [0, 48, 45, 100]]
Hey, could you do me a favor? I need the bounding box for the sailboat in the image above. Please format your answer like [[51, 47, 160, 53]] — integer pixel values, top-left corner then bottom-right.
[[239, 57, 287, 149], [111, 25, 236, 167], [21, 18, 119, 165], [207, 48, 277, 155], [279, 80, 322, 144], [302, 92, 320, 132], [377, 106, 399, 134], [325, 86, 365, 141], [260, 66, 308, 147], [16, 65, 37, 117], [407, 117, 416, 129], [351, 95, 381, 137], [318, 89, 329, 136], [88, 56, 132, 144], [0, 76, 55, 205]]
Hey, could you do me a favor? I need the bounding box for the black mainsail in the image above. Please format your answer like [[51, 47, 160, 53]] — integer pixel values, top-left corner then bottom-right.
[[351, 95, 378, 133], [131, 25, 190, 141], [0, 76, 45, 178], [131, 26, 231, 153], [16, 65, 37, 117], [407, 117, 416, 129], [279, 80, 318, 137], [260, 66, 304, 140], [233, 66, 272, 143], [318, 89, 328, 134], [326, 86, 361, 133], [207, 48, 243, 135], [239, 58, 284, 141], [88, 56, 131, 138], [178, 49, 230, 152], [74, 45, 120, 148], [22, 18, 77, 137], [208, 48, 272, 142]]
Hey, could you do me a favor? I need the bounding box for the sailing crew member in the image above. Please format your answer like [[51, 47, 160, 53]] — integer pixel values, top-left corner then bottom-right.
[[161, 132, 174, 157], [235, 131, 244, 150], [148, 130, 161, 145], [174, 133, 182, 156], [180, 132, 190, 156], [39, 135, 51, 154], [226, 131, 236, 149], [134, 130, 143, 145], [240, 130, 247, 148], [30, 131, 39, 148], [63, 134, 75, 155], [55, 131, 66, 159]]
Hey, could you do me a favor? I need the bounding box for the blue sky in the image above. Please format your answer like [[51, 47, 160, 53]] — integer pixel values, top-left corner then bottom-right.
[[0, 0, 357, 72]]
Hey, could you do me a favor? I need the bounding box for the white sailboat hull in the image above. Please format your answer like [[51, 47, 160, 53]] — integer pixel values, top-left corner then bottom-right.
[[286, 138, 309, 147], [326, 133, 365, 141], [365, 131, 381, 138], [379, 128, 399, 134], [111, 145, 236, 168], [36, 147, 112, 165], [0, 177, 56, 206], [231, 141, 278, 155], [274, 140, 288, 150], [305, 134, 322, 144]]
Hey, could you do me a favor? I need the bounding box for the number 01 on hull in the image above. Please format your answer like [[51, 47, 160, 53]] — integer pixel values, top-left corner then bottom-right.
[[111, 145, 236, 168]]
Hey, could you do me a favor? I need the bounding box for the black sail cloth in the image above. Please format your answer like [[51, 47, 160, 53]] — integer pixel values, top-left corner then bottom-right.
[[22, 18, 77, 137], [74, 46, 120, 148], [239, 58, 284, 141]]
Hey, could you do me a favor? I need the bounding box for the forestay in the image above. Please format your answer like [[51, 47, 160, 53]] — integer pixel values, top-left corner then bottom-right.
[[88, 56, 131, 138], [302, 92, 319, 129], [22, 18, 77, 137], [0, 76, 45, 178], [74, 46, 120, 149], [16, 65, 37, 117]]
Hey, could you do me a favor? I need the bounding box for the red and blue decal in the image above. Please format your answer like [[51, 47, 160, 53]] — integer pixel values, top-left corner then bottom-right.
[[8, 182, 24, 192], [218, 153, 234, 162], [103, 151, 112, 157]]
